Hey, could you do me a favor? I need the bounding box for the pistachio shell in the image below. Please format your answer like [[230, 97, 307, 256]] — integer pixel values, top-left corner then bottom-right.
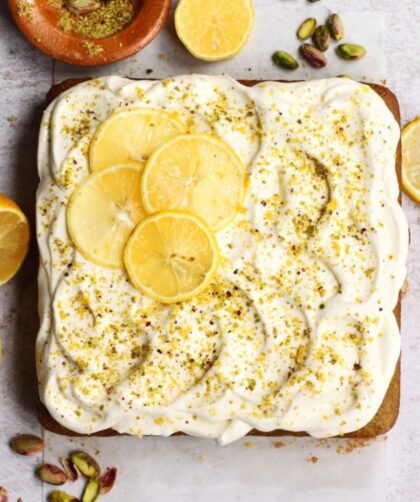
[[61, 457, 79, 482], [64, 0, 100, 14], [297, 18, 317, 40], [328, 13, 345, 41], [99, 468, 117, 495], [70, 452, 100, 480], [48, 491, 79, 502], [299, 43, 328, 68], [313, 25, 330, 52], [82, 480, 100, 502], [37, 464, 68, 485], [336, 43, 366, 61], [0, 486, 8, 502], [10, 435, 44, 456], [272, 51, 299, 70]]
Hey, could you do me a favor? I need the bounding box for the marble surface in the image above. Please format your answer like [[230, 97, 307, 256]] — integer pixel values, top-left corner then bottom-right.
[[0, 0, 419, 501]]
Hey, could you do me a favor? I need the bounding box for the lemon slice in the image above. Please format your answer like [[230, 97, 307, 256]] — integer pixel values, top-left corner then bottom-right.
[[67, 165, 145, 268], [89, 108, 186, 172], [175, 0, 255, 61], [141, 134, 246, 231], [402, 117, 420, 204], [0, 194, 30, 286], [124, 211, 218, 304]]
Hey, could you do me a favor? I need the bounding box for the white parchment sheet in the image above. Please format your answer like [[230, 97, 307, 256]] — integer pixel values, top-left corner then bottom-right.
[[55, 4, 385, 83], [51, 2, 388, 501], [44, 433, 387, 501]]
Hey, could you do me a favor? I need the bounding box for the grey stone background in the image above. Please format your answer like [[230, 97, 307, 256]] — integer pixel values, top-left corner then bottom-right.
[[0, 0, 419, 500]]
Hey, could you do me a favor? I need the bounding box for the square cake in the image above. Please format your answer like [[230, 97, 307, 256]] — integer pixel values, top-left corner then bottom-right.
[[36, 75, 408, 444]]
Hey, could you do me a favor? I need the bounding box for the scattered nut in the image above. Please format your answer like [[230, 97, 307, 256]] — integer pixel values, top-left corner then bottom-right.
[[336, 74, 352, 79], [328, 13, 345, 41], [99, 468, 117, 495], [313, 25, 330, 52], [64, 0, 100, 14], [47, 492, 79, 502], [61, 457, 79, 482], [10, 435, 44, 456], [70, 452, 100, 480], [297, 18, 317, 40], [0, 487, 8, 502], [336, 43, 366, 61], [299, 43, 328, 68], [272, 51, 299, 70], [82, 480, 100, 502], [37, 464, 68, 485]]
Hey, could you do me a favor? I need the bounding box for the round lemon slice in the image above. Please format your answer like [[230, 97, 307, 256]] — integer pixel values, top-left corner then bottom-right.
[[0, 194, 30, 286], [175, 0, 255, 61], [124, 211, 219, 304], [67, 164, 145, 268], [141, 134, 246, 231], [402, 117, 420, 204], [89, 108, 186, 172]]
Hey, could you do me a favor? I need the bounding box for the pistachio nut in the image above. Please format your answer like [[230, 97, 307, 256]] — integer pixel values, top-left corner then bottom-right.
[[313, 25, 330, 52], [336, 74, 352, 79], [61, 457, 79, 482], [70, 451, 100, 479], [272, 51, 299, 70], [64, 0, 100, 14], [336, 43, 366, 61], [299, 44, 327, 68], [0, 487, 8, 502], [297, 18, 317, 40], [47, 491, 79, 502], [82, 480, 100, 502], [328, 14, 345, 41], [10, 434, 44, 456], [99, 468, 117, 495], [308, 0, 320, 2], [37, 464, 68, 485]]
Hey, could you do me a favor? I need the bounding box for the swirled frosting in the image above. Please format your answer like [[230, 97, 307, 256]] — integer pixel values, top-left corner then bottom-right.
[[36, 75, 407, 444]]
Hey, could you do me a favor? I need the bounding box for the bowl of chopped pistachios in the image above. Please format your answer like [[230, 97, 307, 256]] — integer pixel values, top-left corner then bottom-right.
[[8, 0, 172, 65]]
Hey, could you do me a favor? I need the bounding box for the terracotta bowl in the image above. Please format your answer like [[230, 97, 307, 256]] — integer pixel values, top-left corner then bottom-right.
[[8, 0, 172, 66]]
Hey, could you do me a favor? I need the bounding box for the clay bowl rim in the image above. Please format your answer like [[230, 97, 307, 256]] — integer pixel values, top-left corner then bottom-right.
[[8, 0, 172, 66]]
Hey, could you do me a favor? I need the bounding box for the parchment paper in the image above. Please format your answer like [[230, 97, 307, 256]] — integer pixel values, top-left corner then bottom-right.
[[44, 433, 387, 501], [55, 4, 386, 83], [50, 3, 388, 501]]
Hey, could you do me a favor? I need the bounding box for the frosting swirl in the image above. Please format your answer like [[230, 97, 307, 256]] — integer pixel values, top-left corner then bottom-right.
[[36, 75, 407, 444]]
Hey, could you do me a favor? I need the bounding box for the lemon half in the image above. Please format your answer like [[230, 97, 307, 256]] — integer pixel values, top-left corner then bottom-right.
[[402, 117, 420, 204], [0, 194, 29, 286], [175, 0, 255, 62]]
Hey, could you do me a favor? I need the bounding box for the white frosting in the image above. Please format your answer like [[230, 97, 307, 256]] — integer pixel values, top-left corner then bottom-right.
[[36, 75, 408, 444]]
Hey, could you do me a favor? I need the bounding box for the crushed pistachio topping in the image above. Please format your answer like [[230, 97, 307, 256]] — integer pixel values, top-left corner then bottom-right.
[[82, 40, 103, 57], [58, 0, 133, 39], [17, 0, 35, 20], [36, 76, 404, 442]]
